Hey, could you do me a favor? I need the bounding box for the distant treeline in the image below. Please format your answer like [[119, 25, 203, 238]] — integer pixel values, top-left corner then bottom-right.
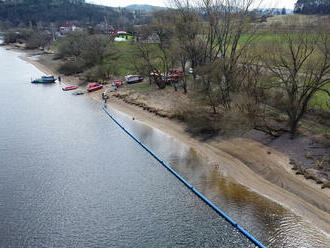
[[294, 0, 330, 15], [0, 0, 142, 28]]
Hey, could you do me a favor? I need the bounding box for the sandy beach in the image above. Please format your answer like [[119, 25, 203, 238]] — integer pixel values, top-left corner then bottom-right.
[[20, 53, 330, 237]]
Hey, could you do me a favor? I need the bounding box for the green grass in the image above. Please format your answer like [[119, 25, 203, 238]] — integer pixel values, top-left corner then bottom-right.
[[130, 81, 152, 91], [103, 41, 139, 76], [310, 83, 330, 111], [117, 34, 133, 41], [104, 34, 330, 112], [239, 33, 278, 43]]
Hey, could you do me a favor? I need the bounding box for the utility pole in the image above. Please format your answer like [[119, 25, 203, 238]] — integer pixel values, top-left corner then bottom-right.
[[104, 16, 108, 34], [51, 23, 56, 41]]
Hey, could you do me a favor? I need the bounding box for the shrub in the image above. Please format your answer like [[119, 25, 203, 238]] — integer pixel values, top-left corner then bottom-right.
[[25, 31, 50, 49], [83, 65, 107, 81], [3, 31, 19, 44], [175, 105, 220, 139], [57, 59, 85, 75]]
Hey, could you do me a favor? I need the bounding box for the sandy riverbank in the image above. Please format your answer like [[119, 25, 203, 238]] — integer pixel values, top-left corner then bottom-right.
[[20, 54, 330, 237]]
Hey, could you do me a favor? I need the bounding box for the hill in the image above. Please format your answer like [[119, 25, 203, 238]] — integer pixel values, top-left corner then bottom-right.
[[0, 0, 133, 27], [294, 0, 330, 15]]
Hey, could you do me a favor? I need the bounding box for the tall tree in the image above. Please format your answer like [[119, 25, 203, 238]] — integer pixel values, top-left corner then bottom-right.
[[134, 10, 174, 89], [262, 29, 330, 136], [199, 0, 260, 109]]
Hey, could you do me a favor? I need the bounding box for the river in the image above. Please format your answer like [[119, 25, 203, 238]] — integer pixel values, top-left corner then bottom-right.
[[0, 46, 329, 247]]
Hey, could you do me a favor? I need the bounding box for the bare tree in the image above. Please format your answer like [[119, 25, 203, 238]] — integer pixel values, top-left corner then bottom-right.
[[170, 1, 207, 74], [199, 0, 261, 108], [134, 10, 174, 89], [172, 0, 261, 104], [263, 30, 330, 136], [170, 0, 262, 111]]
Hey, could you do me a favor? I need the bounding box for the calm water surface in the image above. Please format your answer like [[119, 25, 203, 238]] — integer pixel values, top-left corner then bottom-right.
[[0, 46, 329, 247]]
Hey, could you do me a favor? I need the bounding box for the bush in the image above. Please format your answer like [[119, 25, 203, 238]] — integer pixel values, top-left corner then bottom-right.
[[175, 105, 220, 139], [25, 31, 50, 49], [57, 59, 85, 75], [218, 93, 263, 133], [56, 31, 87, 58], [83, 65, 107, 81], [3, 31, 19, 44]]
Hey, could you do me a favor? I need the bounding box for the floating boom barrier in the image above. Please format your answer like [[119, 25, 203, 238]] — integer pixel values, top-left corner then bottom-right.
[[102, 98, 266, 248]]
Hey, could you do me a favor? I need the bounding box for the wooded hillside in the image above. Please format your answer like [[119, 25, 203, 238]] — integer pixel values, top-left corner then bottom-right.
[[294, 0, 330, 14], [0, 0, 133, 27]]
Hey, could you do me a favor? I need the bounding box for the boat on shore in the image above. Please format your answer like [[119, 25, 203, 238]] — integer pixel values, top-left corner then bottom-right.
[[31, 75, 56, 84], [62, 85, 78, 91], [87, 82, 103, 92]]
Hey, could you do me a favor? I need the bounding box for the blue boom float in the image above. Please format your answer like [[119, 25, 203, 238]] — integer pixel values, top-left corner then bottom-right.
[[102, 98, 266, 248]]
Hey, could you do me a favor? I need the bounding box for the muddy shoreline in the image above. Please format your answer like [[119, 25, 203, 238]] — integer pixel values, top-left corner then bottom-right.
[[17, 49, 330, 237]]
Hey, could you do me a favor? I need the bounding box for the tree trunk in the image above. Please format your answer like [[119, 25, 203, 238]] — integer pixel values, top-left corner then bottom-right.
[[156, 79, 166, 89], [183, 80, 187, 94], [289, 118, 298, 138]]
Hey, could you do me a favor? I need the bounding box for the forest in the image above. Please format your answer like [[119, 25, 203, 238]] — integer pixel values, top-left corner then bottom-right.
[[294, 0, 330, 14], [0, 0, 141, 27]]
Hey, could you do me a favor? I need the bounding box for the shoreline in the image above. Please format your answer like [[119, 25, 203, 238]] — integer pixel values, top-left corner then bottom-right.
[[19, 51, 330, 237]]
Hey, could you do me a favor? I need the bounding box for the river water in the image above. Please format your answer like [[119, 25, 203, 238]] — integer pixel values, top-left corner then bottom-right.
[[0, 46, 329, 247]]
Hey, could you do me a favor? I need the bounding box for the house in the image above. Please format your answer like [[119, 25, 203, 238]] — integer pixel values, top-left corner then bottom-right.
[[112, 30, 133, 42], [59, 24, 78, 34]]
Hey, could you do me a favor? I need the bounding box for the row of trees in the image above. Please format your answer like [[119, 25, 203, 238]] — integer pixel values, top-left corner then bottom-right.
[[133, 0, 330, 136], [3, 29, 51, 49], [8, 0, 327, 137], [55, 31, 110, 80]]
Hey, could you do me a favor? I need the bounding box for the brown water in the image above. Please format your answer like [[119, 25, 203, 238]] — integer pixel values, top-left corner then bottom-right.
[[0, 45, 329, 247], [110, 96, 330, 248]]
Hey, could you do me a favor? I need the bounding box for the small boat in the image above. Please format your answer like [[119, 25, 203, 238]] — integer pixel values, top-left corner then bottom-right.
[[31, 75, 56, 84], [72, 91, 85, 95], [87, 82, 103, 92], [62, 85, 78, 91]]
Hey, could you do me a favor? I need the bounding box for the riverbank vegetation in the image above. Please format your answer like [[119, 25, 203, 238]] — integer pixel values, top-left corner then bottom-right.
[[2, 0, 329, 188], [120, 1, 329, 189]]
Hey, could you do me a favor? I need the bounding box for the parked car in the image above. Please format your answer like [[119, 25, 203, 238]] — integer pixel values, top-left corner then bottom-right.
[[112, 80, 124, 88], [125, 75, 144, 84], [87, 82, 103, 92]]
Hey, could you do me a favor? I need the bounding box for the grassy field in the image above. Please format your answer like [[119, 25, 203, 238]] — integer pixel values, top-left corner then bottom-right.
[[104, 41, 138, 76], [239, 33, 278, 43], [239, 32, 330, 112], [266, 14, 330, 26], [104, 22, 329, 111], [310, 83, 330, 111]]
